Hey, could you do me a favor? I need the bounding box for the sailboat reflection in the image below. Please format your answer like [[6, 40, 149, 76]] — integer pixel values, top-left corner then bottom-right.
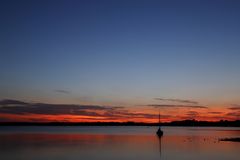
[[158, 135, 162, 158], [156, 112, 163, 159]]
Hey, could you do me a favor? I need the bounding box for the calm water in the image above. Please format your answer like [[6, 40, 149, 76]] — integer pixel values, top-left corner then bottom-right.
[[0, 126, 239, 160]]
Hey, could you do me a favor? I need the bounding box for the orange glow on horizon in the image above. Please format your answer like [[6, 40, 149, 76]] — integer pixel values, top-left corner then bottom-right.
[[0, 105, 239, 123]]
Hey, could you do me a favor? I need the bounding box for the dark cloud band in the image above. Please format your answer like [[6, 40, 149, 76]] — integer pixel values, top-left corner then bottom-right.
[[54, 89, 71, 94], [0, 99, 170, 121], [148, 104, 208, 109], [154, 98, 198, 104]]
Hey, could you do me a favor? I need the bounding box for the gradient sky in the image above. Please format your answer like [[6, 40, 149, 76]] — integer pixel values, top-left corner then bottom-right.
[[1, 0, 240, 122]]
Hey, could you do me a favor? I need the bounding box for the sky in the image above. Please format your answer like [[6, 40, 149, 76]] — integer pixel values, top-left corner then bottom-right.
[[0, 0, 240, 122]]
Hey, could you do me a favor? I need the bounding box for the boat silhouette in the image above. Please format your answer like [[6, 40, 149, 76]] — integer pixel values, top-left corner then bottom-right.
[[156, 112, 163, 137]]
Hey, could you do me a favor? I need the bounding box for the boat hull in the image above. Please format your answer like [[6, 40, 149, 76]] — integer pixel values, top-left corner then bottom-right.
[[156, 128, 163, 137]]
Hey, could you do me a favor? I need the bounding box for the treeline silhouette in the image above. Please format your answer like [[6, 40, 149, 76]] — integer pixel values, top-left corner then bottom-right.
[[0, 119, 239, 127]]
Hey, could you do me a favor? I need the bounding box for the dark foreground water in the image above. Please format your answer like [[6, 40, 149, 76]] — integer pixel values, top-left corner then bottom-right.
[[0, 126, 239, 160]]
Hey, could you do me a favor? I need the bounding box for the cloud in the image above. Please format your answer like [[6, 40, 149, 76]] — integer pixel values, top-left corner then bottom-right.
[[154, 98, 198, 104], [0, 99, 27, 105], [225, 112, 240, 117], [184, 111, 199, 119], [0, 99, 122, 116], [54, 89, 71, 94], [186, 111, 199, 116], [148, 104, 208, 109], [0, 99, 170, 121], [0, 117, 11, 122], [228, 104, 240, 110], [228, 107, 240, 110], [102, 110, 172, 119], [208, 111, 222, 114]]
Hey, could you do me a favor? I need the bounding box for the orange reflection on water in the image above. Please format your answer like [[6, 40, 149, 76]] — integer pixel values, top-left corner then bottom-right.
[[0, 129, 240, 160]]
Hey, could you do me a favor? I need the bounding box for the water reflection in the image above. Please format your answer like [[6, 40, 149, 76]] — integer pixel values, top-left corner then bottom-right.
[[158, 135, 162, 159], [0, 127, 239, 160]]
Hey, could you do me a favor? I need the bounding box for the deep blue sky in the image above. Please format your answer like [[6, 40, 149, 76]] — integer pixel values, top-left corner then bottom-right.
[[1, 0, 240, 106]]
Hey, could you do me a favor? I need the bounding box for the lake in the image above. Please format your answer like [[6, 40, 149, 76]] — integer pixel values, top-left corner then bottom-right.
[[0, 126, 239, 160]]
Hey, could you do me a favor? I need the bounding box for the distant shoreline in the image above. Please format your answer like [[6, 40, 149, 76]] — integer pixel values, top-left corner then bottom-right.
[[0, 120, 239, 127]]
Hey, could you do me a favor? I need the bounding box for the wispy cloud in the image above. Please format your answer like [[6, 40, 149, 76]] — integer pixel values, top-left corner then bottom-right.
[[0, 117, 10, 122], [0, 99, 27, 105], [0, 99, 167, 121], [208, 111, 222, 114], [148, 104, 208, 109], [186, 111, 199, 116], [225, 112, 240, 117], [228, 104, 240, 110], [102, 110, 172, 119], [154, 98, 198, 104], [54, 89, 71, 94], [0, 99, 122, 116], [184, 111, 199, 119]]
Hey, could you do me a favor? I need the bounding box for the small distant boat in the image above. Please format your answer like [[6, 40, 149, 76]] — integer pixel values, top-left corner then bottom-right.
[[156, 112, 163, 137]]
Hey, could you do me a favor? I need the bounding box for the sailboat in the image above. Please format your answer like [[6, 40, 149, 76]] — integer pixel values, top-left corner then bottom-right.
[[156, 112, 163, 137]]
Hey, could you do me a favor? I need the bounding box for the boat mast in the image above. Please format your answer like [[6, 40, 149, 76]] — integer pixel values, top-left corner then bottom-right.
[[159, 111, 161, 128]]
